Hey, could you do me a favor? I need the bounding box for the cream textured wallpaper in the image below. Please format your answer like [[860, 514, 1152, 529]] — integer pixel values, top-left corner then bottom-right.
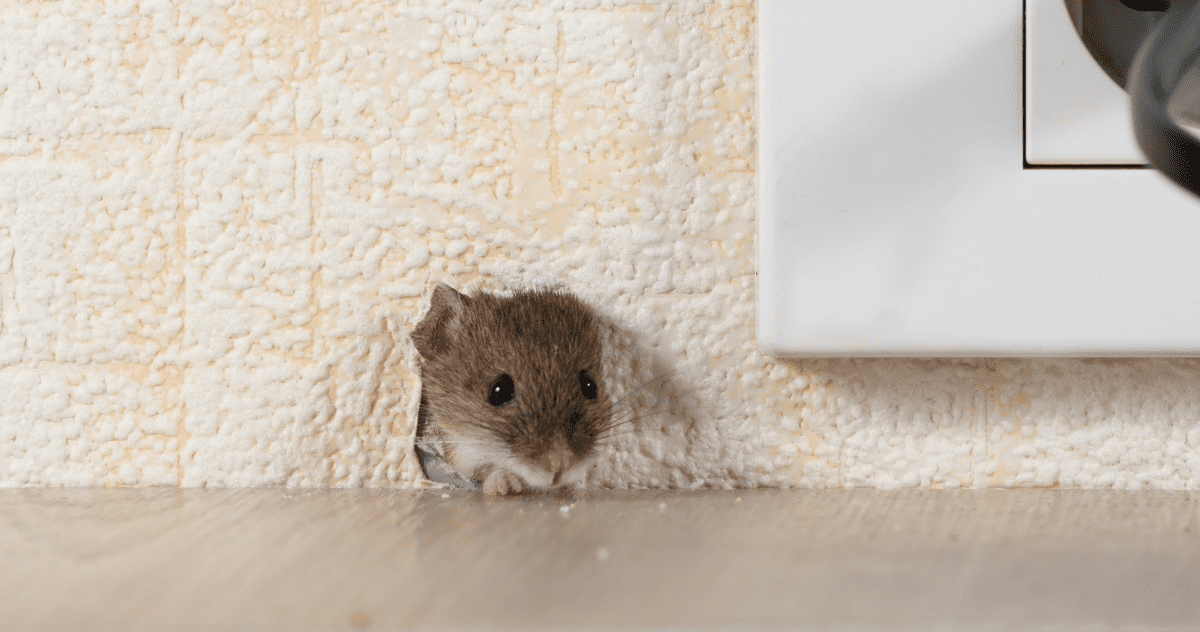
[[4, 0, 1200, 490]]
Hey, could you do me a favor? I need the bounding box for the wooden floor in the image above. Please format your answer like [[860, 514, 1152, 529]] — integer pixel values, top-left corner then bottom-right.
[[1, 488, 1199, 631]]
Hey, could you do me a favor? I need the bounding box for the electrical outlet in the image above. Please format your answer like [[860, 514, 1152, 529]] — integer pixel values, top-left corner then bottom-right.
[[758, 0, 1200, 356]]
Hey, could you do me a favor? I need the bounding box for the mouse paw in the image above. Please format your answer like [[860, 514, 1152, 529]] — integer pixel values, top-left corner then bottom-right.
[[483, 469, 525, 495]]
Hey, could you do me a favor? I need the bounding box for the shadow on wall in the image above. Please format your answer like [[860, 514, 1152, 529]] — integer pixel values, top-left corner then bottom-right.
[[587, 316, 706, 491]]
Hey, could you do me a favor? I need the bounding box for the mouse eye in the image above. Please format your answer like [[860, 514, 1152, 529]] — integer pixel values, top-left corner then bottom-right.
[[488, 374, 515, 406], [578, 370, 597, 400]]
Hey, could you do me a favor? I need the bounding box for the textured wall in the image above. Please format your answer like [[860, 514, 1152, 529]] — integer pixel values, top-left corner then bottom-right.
[[3, 0, 1200, 490]]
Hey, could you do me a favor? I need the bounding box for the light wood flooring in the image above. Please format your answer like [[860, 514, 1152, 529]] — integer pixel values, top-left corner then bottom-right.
[[2, 488, 1199, 630]]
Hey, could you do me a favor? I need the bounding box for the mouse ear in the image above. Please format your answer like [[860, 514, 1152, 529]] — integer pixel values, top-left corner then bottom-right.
[[412, 283, 469, 360]]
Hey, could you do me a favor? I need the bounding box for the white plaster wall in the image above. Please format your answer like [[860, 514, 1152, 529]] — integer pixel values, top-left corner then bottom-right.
[[3, 0, 1200, 490]]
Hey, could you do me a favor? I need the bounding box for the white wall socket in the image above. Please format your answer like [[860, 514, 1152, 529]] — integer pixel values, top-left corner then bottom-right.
[[759, 0, 1200, 357]]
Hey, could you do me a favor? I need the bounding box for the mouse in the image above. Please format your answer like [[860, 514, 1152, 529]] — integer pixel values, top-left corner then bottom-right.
[[411, 283, 613, 495]]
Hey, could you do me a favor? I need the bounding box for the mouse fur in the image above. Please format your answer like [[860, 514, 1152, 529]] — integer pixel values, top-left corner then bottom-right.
[[412, 283, 612, 495]]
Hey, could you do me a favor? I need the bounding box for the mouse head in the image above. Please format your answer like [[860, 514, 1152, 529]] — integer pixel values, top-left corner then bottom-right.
[[412, 283, 612, 489]]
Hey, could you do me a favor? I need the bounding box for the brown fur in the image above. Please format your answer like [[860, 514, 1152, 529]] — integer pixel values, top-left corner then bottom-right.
[[412, 283, 612, 494]]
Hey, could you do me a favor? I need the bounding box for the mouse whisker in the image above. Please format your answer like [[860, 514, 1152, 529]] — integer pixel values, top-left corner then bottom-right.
[[595, 423, 640, 437], [594, 430, 640, 445], [594, 424, 651, 441], [596, 406, 677, 433], [608, 372, 687, 410], [606, 356, 715, 409]]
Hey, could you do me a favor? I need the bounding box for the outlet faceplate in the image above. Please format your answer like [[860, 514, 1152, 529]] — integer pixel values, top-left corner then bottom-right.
[[758, 0, 1200, 356]]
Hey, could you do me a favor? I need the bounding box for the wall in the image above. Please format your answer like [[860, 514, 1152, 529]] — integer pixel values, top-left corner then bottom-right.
[[3, 0, 1200, 489]]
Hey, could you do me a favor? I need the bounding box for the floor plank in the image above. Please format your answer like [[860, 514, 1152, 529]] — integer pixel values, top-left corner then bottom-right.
[[1, 488, 1198, 630]]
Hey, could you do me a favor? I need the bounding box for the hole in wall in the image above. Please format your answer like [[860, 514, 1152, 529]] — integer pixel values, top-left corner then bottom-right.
[[414, 395, 481, 490]]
